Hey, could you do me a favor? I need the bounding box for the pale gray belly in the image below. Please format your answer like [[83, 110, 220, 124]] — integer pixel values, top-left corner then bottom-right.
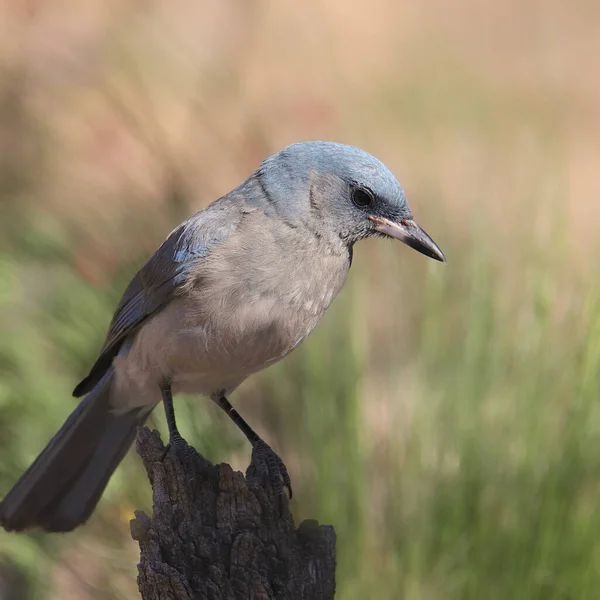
[[110, 295, 323, 405]]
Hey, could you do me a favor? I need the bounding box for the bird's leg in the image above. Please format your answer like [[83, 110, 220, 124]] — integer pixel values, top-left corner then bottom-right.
[[160, 380, 195, 463], [213, 395, 292, 500]]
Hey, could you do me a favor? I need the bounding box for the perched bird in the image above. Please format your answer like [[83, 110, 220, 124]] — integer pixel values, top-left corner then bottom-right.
[[0, 141, 445, 533]]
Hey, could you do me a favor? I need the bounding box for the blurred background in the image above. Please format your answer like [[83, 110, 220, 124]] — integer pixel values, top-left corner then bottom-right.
[[1, 0, 600, 598]]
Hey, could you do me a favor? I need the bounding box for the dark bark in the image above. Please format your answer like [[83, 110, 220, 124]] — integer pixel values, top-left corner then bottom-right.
[[130, 428, 336, 600]]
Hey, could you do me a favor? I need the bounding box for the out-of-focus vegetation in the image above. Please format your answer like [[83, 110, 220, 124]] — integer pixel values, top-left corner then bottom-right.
[[1, 1, 600, 598]]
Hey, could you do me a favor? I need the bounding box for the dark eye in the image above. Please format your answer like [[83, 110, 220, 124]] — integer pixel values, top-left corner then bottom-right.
[[352, 187, 374, 208]]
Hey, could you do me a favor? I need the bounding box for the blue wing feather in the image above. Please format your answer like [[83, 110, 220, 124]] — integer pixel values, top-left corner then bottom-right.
[[72, 206, 238, 397]]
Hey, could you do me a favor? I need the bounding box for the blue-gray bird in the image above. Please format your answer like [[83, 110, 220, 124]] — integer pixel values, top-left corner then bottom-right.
[[0, 141, 445, 532]]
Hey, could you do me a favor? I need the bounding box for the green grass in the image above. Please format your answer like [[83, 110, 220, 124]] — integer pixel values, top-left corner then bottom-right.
[[0, 214, 600, 600], [1, 197, 600, 599]]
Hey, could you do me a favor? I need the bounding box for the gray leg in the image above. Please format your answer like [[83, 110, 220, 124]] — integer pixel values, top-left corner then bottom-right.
[[212, 395, 292, 499], [160, 380, 194, 463]]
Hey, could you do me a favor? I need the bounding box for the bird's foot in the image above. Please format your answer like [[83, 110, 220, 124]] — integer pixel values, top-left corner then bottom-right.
[[249, 439, 293, 504], [161, 431, 196, 468]]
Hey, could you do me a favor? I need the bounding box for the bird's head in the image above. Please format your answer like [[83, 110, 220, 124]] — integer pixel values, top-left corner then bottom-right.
[[257, 141, 445, 262]]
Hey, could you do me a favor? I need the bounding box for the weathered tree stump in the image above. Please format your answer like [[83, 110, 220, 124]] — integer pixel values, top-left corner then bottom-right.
[[130, 427, 336, 599]]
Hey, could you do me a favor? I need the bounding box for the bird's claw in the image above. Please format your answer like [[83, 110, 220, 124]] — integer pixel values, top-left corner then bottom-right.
[[161, 432, 196, 469], [250, 439, 293, 503]]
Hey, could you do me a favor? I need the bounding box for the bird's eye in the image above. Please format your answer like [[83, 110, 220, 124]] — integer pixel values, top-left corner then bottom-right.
[[352, 187, 374, 208]]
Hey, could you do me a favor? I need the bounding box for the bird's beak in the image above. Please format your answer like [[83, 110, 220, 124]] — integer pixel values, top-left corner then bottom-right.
[[368, 215, 446, 262]]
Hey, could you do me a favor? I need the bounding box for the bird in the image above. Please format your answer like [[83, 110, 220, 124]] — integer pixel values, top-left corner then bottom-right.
[[0, 141, 445, 533]]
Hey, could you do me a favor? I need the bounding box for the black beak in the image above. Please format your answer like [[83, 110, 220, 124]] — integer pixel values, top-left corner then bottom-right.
[[368, 215, 446, 262]]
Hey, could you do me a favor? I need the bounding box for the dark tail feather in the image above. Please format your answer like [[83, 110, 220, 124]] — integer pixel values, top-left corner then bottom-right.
[[0, 370, 149, 532]]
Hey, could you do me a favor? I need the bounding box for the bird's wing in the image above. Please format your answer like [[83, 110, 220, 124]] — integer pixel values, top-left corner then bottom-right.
[[73, 203, 242, 397]]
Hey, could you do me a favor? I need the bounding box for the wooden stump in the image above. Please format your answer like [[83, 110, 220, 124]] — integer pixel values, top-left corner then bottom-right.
[[130, 428, 336, 600]]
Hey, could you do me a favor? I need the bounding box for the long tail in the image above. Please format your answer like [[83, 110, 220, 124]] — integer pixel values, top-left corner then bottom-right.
[[0, 370, 150, 532]]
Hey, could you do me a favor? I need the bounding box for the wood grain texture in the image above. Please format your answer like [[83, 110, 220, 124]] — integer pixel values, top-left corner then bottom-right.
[[131, 428, 336, 600]]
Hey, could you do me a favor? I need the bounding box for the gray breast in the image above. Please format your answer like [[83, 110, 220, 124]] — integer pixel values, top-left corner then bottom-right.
[[180, 211, 351, 374]]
